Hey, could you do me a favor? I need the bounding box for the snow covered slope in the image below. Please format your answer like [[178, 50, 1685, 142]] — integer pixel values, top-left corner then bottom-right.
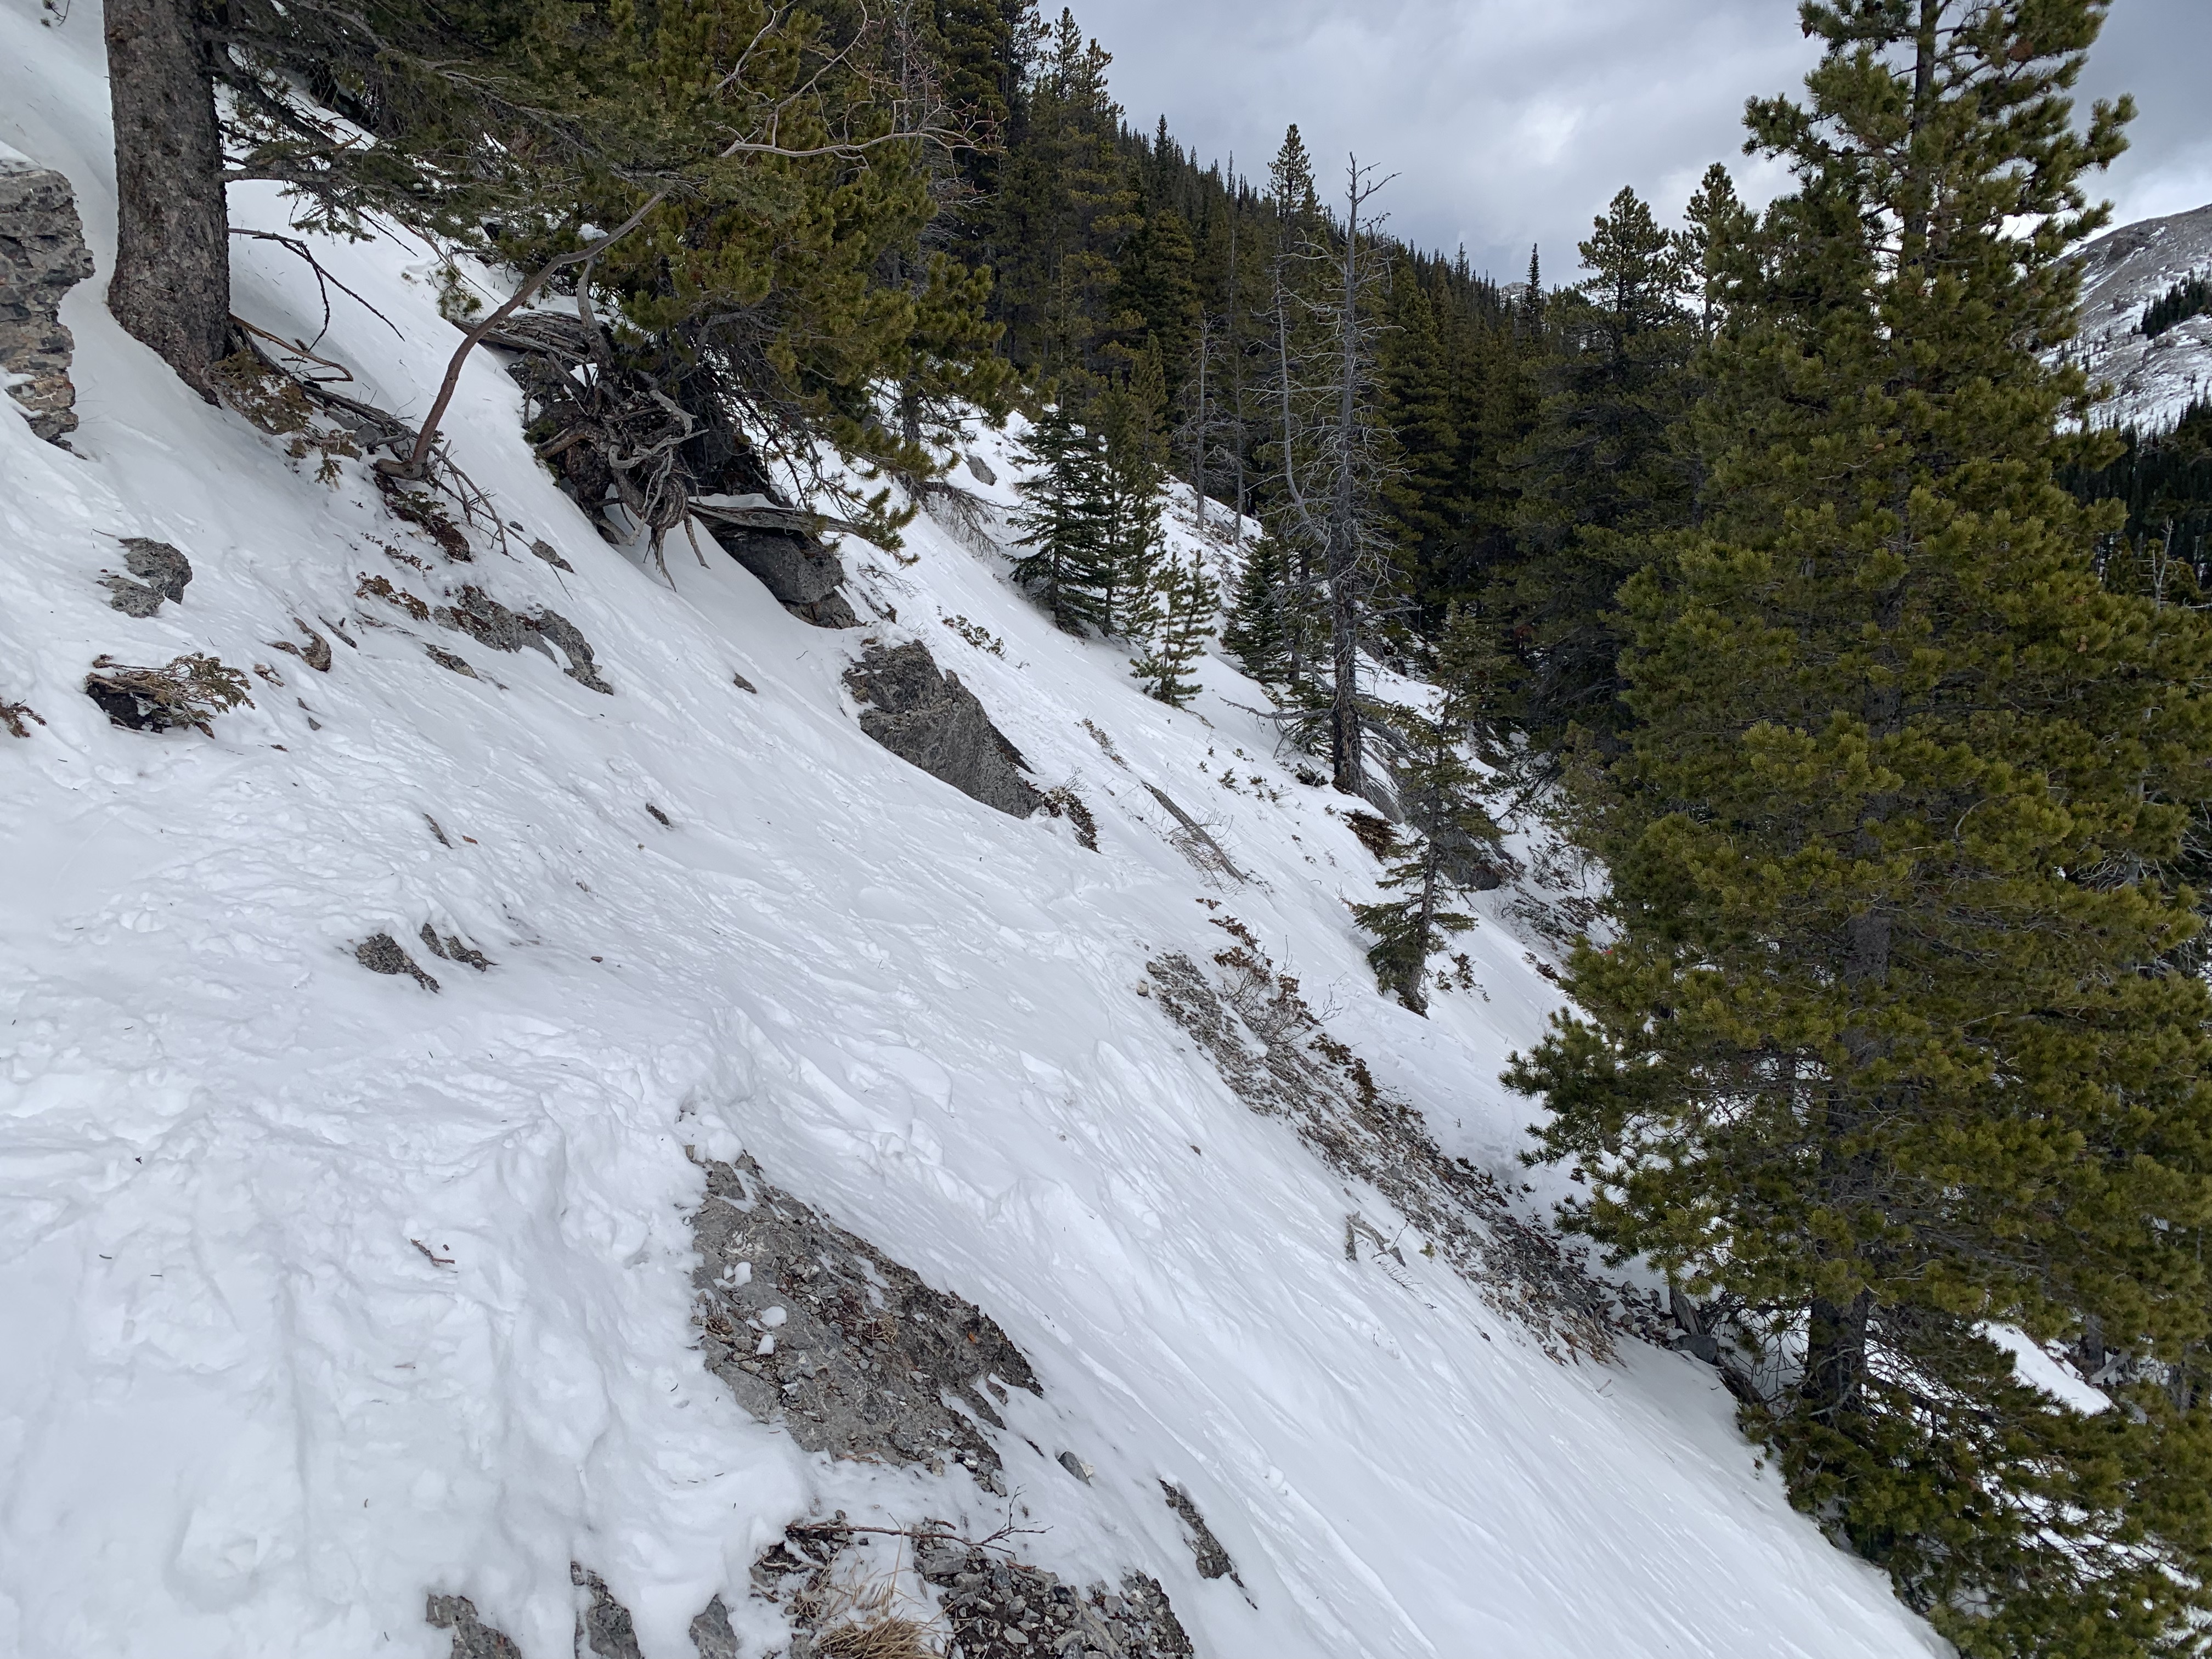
[[0, 7, 1946, 1656], [2072, 199, 2212, 432]]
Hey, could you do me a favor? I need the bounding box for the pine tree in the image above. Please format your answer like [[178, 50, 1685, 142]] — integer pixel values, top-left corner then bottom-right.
[[1094, 347, 1171, 635], [1493, 184, 1699, 751], [1130, 550, 1216, 706], [1350, 713, 1488, 1015], [1353, 603, 1505, 1012], [1221, 533, 1293, 685], [1509, 5, 2212, 1650], [1010, 404, 1112, 632]]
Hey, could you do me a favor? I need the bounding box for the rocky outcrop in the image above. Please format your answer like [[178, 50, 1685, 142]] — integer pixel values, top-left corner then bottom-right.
[[0, 154, 95, 444], [692, 1154, 1040, 1480], [843, 641, 1042, 819]]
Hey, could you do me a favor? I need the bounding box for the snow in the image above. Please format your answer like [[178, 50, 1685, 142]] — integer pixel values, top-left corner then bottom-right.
[[0, 4, 1948, 1654], [2069, 199, 2212, 433], [1978, 1326, 2112, 1418]]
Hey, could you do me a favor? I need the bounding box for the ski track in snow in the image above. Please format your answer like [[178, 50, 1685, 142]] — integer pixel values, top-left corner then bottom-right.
[[0, 5, 1947, 1654]]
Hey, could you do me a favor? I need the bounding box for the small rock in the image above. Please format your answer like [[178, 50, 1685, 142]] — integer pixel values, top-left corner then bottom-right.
[[529, 537, 574, 572], [425, 644, 479, 679], [1058, 1451, 1094, 1485], [965, 452, 997, 486], [356, 932, 439, 991], [425, 1593, 522, 1659], [121, 539, 193, 602]]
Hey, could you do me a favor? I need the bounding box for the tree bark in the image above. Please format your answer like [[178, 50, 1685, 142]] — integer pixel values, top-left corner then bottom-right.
[[1326, 175, 1366, 799], [1802, 1289, 1874, 1423], [105, 0, 230, 399]]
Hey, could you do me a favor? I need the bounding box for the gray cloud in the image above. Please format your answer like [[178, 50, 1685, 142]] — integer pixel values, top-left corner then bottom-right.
[[1076, 0, 2211, 280]]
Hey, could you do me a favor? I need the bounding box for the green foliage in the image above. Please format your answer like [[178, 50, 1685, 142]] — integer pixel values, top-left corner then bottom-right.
[[1129, 549, 1215, 707], [1221, 533, 1297, 685], [1509, 3, 2212, 1649], [1010, 403, 1112, 632], [1489, 184, 1700, 749], [1350, 711, 1489, 1014], [2140, 271, 2210, 339]]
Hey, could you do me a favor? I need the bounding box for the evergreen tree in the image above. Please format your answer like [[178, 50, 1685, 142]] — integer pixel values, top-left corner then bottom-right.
[[1493, 184, 1699, 750], [1130, 549, 1216, 706], [1220, 534, 1294, 685], [1509, 5, 2212, 1650], [1093, 348, 1171, 635], [1354, 602, 1506, 1012], [1010, 404, 1111, 631], [1350, 714, 1486, 1015]]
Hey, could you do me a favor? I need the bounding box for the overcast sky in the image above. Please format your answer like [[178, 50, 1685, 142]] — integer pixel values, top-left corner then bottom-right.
[[1075, 0, 2212, 281]]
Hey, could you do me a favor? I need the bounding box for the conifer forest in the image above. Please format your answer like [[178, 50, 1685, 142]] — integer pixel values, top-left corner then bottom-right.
[[12, 0, 2212, 1655]]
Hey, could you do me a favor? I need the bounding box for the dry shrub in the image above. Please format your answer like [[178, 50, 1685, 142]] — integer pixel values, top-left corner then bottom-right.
[[797, 1561, 943, 1659], [83, 653, 253, 734], [208, 351, 360, 481]]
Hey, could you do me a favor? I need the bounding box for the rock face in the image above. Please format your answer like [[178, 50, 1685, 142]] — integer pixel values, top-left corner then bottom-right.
[[843, 642, 1042, 819], [692, 1154, 1040, 1479], [0, 154, 95, 444]]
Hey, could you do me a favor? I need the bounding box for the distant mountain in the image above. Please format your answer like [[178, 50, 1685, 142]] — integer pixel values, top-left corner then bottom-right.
[[2069, 201, 2212, 432]]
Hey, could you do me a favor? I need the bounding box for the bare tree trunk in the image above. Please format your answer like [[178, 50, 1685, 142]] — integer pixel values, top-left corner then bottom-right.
[[1190, 314, 1209, 538], [1325, 163, 1368, 799], [105, 0, 230, 399]]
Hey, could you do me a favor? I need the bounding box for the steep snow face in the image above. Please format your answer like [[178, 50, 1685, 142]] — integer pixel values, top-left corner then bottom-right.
[[0, 8, 1948, 1657], [2071, 200, 2212, 432]]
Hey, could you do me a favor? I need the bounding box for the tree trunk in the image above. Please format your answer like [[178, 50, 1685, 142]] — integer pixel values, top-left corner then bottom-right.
[[105, 0, 230, 399], [1327, 179, 1365, 799], [1802, 1289, 1874, 1423]]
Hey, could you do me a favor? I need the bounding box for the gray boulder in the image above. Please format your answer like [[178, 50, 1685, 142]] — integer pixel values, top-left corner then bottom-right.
[[0, 155, 95, 444], [843, 641, 1041, 819]]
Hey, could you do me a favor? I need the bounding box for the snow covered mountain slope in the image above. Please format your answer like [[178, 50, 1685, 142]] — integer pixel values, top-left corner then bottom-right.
[[2071, 199, 2212, 432], [0, 8, 1945, 1657]]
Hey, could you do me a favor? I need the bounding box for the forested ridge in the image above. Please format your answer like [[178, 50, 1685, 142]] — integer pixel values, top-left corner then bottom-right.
[[68, 0, 2212, 1652]]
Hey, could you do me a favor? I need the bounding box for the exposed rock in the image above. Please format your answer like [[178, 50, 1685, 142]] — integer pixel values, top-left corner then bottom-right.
[[441, 585, 538, 655], [417, 922, 492, 972], [688, 1596, 740, 1659], [356, 931, 439, 991], [916, 1541, 1195, 1659], [1160, 1482, 1242, 1588], [432, 586, 612, 693], [425, 644, 479, 679], [428, 1581, 736, 1659], [695, 495, 861, 628], [0, 156, 95, 444], [692, 1154, 1040, 1479], [526, 606, 613, 693], [1145, 937, 1615, 1360], [425, 1593, 523, 1659], [269, 618, 333, 672], [842, 642, 1042, 820], [573, 1565, 644, 1659], [963, 452, 997, 486], [749, 1525, 1197, 1659], [101, 538, 193, 616]]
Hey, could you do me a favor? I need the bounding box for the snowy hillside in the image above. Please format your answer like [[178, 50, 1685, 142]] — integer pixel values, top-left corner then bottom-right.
[[0, 7, 1946, 1657], [2071, 199, 2212, 432]]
